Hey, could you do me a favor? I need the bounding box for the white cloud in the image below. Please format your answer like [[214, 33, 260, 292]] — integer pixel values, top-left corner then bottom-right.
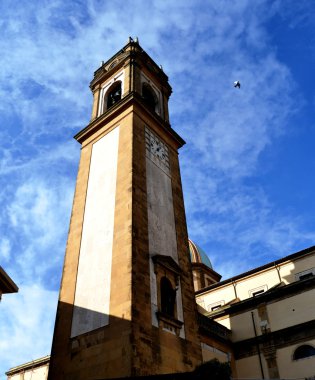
[[0, 238, 11, 262], [0, 285, 58, 377], [3, 175, 74, 288]]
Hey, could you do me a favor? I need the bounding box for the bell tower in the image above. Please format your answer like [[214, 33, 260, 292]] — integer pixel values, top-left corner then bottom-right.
[[48, 38, 202, 380]]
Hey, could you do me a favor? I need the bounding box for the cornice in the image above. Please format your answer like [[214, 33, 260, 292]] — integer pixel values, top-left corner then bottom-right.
[[74, 92, 185, 148], [90, 40, 170, 94], [206, 276, 315, 318], [234, 319, 315, 359], [196, 245, 315, 295]]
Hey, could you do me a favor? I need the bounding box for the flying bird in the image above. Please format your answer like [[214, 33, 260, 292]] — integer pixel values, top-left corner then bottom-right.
[[234, 80, 241, 89]]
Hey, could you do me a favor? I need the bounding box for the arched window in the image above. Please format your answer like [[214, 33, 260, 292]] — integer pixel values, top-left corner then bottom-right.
[[142, 83, 157, 112], [106, 81, 122, 110], [160, 277, 176, 317], [293, 345, 315, 360]]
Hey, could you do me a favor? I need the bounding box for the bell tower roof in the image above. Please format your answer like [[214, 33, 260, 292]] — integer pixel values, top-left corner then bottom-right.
[[75, 38, 184, 149], [90, 37, 171, 97]]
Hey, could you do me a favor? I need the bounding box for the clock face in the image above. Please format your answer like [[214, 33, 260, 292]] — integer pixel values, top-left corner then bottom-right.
[[150, 138, 166, 161], [145, 127, 169, 171]]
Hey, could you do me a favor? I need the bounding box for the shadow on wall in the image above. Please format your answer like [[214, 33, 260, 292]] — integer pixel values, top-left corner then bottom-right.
[[49, 301, 220, 380], [48, 301, 133, 380], [96, 359, 231, 380]]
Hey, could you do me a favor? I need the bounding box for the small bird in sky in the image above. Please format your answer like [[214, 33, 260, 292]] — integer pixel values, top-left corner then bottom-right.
[[234, 80, 241, 89]]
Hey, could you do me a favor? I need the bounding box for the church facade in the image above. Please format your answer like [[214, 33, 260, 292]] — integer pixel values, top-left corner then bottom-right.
[[6, 40, 315, 380]]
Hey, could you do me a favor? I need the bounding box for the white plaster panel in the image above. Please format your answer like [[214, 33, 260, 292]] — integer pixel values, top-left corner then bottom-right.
[[145, 131, 185, 333], [71, 127, 120, 337], [146, 158, 177, 261]]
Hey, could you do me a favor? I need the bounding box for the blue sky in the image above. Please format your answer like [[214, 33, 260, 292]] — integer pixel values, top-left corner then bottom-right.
[[0, 0, 315, 377]]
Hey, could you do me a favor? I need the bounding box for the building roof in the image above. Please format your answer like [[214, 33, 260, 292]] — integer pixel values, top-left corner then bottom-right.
[[206, 275, 315, 318], [0, 266, 18, 294], [196, 245, 315, 295], [6, 355, 50, 376], [189, 239, 213, 269]]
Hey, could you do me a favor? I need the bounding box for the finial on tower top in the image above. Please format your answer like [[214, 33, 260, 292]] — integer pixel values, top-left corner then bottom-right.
[[128, 36, 139, 44]]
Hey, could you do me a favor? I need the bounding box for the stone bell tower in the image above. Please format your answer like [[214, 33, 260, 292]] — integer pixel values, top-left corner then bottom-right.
[[48, 38, 202, 380]]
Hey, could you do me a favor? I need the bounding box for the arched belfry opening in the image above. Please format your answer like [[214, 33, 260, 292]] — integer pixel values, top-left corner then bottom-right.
[[160, 276, 176, 317], [106, 81, 122, 110], [142, 82, 157, 112]]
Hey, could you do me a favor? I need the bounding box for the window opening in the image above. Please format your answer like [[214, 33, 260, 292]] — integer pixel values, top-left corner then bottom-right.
[[295, 268, 315, 281], [299, 272, 314, 281], [106, 82, 122, 109], [211, 305, 222, 311], [160, 277, 176, 317], [252, 289, 265, 297], [249, 285, 267, 298], [293, 345, 315, 360], [299, 272, 314, 280], [207, 301, 224, 312], [142, 83, 157, 112]]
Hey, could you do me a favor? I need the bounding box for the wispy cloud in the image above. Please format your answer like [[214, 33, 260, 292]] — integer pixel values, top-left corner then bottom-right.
[[0, 238, 11, 262], [4, 176, 74, 287], [0, 285, 58, 373], [0, 0, 314, 376]]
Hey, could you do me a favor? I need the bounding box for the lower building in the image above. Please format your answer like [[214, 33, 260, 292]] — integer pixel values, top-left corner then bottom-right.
[[6, 356, 50, 380], [7, 243, 315, 379], [196, 245, 315, 379]]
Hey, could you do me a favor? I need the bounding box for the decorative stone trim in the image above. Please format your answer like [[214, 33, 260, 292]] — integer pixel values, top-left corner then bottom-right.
[[156, 311, 184, 336]]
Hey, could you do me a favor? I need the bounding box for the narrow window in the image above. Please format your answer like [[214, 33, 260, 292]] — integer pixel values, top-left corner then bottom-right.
[[299, 272, 314, 281], [142, 83, 157, 112], [249, 285, 267, 298], [252, 289, 265, 297], [293, 345, 315, 360], [295, 268, 315, 281], [106, 82, 122, 110], [160, 277, 176, 317], [211, 305, 222, 311]]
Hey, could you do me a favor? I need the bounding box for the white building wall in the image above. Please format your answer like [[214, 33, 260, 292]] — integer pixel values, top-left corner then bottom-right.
[[277, 338, 315, 379], [71, 127, 120, 337], [268, 288, 315, 332], [7, 362, 49, 380]]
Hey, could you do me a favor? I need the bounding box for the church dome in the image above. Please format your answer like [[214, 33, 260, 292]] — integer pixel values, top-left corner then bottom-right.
[[188, 239, 213, 269]]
